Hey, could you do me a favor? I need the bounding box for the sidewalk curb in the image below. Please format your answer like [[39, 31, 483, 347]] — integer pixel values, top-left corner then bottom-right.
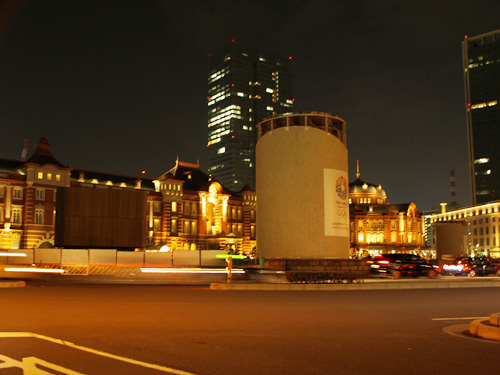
[[210, 280, 500, 290], [0, 280, 26, 288]]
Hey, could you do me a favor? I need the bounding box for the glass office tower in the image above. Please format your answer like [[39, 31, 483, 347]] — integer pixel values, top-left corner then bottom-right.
[[207, 42, 293, 191], [463, 30, 500, 204]]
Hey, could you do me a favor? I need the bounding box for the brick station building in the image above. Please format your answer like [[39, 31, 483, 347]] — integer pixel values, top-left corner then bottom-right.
[[0, 137, 256, 254]]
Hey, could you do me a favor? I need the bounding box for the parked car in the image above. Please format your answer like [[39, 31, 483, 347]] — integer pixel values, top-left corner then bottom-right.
[[442, 256, 499, 277], [367, 253, 439, 279]]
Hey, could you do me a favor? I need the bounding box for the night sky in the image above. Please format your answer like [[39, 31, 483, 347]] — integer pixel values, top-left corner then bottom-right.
[[1, 0, 499, 211]]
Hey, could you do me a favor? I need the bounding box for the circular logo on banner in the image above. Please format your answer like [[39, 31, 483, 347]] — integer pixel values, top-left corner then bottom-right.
[[335, 175, 348, 200]]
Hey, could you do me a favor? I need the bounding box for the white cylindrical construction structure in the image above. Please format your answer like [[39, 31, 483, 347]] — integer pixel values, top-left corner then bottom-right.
[[256, 112, 350, 258]]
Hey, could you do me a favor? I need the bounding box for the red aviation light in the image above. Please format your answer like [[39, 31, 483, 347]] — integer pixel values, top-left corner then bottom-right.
[[465, 35, 468, 39], [289, 56, 292, 60]]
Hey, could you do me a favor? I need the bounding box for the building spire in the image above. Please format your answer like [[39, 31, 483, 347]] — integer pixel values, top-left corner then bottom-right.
[[356, 159, 360, 179]]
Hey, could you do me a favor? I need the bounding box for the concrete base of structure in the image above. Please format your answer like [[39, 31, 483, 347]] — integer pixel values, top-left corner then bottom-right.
[[470, 312, 500, 341]]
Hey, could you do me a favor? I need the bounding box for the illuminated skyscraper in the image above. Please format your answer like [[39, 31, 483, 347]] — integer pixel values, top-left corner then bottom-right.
[[463, 29, 500, 204], [207, 42, 293, 191]]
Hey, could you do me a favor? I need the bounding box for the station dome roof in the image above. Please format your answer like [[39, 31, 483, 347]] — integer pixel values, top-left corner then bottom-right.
[[349, 161, 387, 204]]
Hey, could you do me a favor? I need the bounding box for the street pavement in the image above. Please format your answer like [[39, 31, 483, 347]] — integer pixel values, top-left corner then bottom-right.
[[1, 283, 499, 375]]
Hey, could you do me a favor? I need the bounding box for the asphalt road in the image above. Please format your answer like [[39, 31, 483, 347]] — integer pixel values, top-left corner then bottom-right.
[[1, 283, 499, 375]]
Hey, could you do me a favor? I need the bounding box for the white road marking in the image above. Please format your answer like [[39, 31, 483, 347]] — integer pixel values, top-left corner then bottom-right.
[[0, 354, 86, 374], [432, 317, 489, 321], [0, 332, 198, 375]]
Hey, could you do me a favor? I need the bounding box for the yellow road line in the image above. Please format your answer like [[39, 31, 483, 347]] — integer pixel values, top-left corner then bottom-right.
[[432, 316, 489, 321]]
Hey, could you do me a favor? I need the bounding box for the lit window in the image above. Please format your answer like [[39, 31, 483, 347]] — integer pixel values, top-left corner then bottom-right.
[[47, 173, 52, 181], [475, 158, 489, 164], [37, 172, 43, 179], [172, 201, 177, 212], [217, 147, 226, 154], [153, 218, 161, 232]]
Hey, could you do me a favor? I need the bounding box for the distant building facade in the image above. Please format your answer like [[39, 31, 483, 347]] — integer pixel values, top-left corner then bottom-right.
[[207, 41, 293, 191], [463, 29, 500, 204], [0, 138, 256, 254], [348, 169, 427, 258], [429, 201, 500, 259]]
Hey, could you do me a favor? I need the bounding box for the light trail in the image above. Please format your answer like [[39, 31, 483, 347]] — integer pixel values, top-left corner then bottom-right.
[[0, 253, 27, 257], [140, 267, 245, 274], [4, 267, 65, 274]]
